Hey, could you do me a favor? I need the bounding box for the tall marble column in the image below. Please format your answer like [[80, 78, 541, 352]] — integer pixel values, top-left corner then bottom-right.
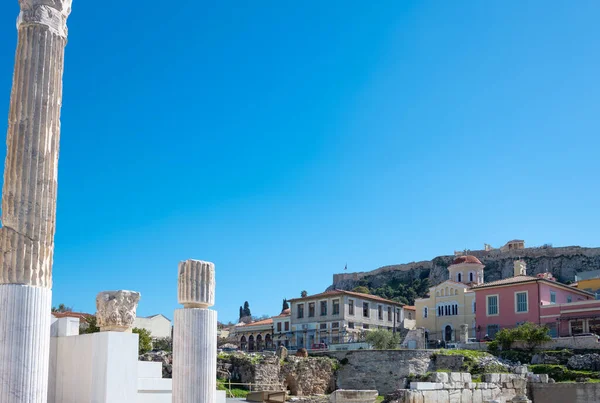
[[0, 1, 72, 401], [173, 260, 217, 403]]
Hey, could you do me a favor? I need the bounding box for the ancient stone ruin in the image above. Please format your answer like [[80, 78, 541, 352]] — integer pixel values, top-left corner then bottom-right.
[[173, 259, 218, 403], [0, 1, 72, 401]]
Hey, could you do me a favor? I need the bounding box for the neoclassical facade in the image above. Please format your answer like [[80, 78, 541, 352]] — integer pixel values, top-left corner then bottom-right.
[[415, 256, 484, 342], [231, 308, 292, 351]]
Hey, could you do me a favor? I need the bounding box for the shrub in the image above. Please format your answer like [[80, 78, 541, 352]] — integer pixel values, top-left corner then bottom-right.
[[133, 328, 153, 355], [153, 337, 172, 352], [487, 340, 499, 355], [530, 364, 600, 382], [365, 329, 400, 349], [494, 322, 551, 351]]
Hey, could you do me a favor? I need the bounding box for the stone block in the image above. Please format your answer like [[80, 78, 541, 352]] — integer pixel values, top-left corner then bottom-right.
[[329, 389, 378, 403], [442, 382, 463, 389], [476, 382, 489, 389], [409, 382, 442, 390], [484, 374, 500, 383], [450, 373, 462, 382], [423, 390, 447, 402], [513, 365, 528, 375], [472, 389, 483, 402], [429, 372, 449, 383], [464, 382, 476, 389], [461, 388, 473, 402], [461, 373, 472, 383], [539, 374, 549, 383], [408, 391, 423, 403], [512, 379, 527, 389], [448, 389, 461, 403]]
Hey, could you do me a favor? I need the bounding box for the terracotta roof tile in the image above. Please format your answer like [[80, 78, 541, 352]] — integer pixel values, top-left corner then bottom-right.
[[238, 318, 273, 327], [404, 306, 416, 311], [471, 275, 537, 289], [52, 311, 93, 320], [452, 255, 482, 265]]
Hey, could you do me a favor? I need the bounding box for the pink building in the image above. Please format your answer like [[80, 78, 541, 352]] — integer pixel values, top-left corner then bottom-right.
[[472, 260, 594, 339], [540, 300, 600, 337]]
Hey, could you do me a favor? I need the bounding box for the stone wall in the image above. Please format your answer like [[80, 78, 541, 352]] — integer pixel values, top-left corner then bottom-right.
[[513, 335, 600, 350], [389, 372, 526, 403], [529, 382, 600, 403], [217, 353, 337, 396], [330, 246, 600, 292], [322, 350, 434, 395]]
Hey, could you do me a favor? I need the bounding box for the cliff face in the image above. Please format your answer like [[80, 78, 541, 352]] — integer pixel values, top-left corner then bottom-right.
[[328, 246, 600, 292]]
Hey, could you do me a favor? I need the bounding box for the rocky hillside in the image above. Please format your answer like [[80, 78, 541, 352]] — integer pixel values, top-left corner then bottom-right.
[[328, 246, 600, 300]]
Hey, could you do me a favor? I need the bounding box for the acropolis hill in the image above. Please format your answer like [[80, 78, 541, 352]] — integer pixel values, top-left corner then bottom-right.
[[328, 241, 600, 292]]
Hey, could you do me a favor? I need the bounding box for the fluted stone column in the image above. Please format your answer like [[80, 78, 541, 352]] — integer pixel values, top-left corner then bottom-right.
[[0, 1, 72, 401], [173, 260, 217, 403]]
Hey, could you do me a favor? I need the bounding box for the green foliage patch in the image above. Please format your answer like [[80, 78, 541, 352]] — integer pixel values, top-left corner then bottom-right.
[[530, 364, 600, 382]]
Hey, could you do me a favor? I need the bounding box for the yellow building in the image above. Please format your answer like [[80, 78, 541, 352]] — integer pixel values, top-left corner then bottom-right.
[[415, 255, 484, 342], [575, 269, 600, 299]]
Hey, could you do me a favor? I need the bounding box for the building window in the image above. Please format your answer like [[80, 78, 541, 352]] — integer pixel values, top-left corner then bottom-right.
[[550, 291, 556, 304], [349, 299, 354, 315], [284, 322, 289, 331], [408, 311, 412, 319], [363, 324, 369, 329], [332, 322, 339, 329], [320, 323, 327, 330], [333, 299, 340, 315], [487, 324, 500, 338], [567, 296, 572, 303], [309, 302, 315, 318], [396, 308, 401, 322], [363, 302, 369, 318], [348, 322, 355, 329], [516, 292, 528, 313], [438, 306, 442, 316], [469, 272, 474, 282], [297, 304, 304, 319], [277, 322, 282, 332], [588, 319, 600, 336], [320, 301, 327, 316], [378, 305, 383, 320], [487, 295, 499, 316], [547, 323, 558, 338], [570, 320, 584, 335], [472, 300, 476, 314], [423, 307, 428, 318], [457, 273, 462, 282], [387, 306, 392, 321]]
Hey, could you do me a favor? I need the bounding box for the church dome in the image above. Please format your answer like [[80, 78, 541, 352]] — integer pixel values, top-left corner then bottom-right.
[[452, 255, 482, 265]]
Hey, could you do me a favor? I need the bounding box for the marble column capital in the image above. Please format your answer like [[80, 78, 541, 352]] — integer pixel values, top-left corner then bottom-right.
[[17, 0, 72, 38]]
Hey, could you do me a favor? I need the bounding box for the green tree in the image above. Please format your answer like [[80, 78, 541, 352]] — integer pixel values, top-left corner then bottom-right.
[[133, 327, 153, 355], [152, 337, 172, 352], [282, 298, 290, 311], [239, 306, 244, 320], [243, 301, 251, 317], [51, 303, 73, 313], [494, 322, 551, 351], [353, 286, 370, 294], [79, 315, 100, 334], [365, 329, 400, 350], [301, 290, 308, 298]]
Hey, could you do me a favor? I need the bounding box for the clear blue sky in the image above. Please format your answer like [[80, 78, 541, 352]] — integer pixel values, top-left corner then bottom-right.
[[0, 1, 599, 323]]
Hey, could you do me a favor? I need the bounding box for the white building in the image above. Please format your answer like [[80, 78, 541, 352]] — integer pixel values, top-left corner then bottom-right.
[[288, 290, 404, 349], [133, 314, 172, 339]]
